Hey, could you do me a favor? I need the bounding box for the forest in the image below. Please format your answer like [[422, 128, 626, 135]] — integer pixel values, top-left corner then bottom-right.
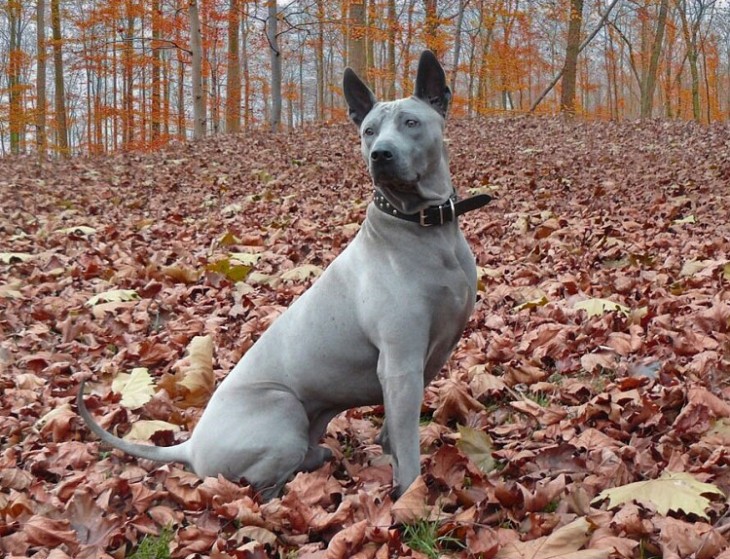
[[0, 0, 729, 156]]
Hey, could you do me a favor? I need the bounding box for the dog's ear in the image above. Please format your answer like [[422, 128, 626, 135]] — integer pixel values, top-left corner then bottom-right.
[[343, 68, 377, 127], [413, 50, 451, 117]]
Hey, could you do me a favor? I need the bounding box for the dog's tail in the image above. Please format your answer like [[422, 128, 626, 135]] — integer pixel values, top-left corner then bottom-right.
[[76, 379, 192, 468]]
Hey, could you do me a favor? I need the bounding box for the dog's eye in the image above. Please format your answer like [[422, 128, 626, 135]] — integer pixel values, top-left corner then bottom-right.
[[363, 127, 375, 136], [405, 119, 419, 128]]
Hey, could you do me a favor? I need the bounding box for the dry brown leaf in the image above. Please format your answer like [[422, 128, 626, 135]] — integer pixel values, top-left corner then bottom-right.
[[495, 517, 609, 559], [391, 476, 430, 525], [174, 334, 215, 407], [326, 519, 368, 559], [22, 515, 78, 547]]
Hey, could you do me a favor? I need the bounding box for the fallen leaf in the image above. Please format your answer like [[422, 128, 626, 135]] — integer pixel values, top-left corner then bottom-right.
[[112, 367, 154, 409], [391, 476, 430, 525], [175, 335, 215, 407], [123, 419, 181, 441], [0, 252, 34, 263], [574, 298, 629, 317], [279, 264, 324, 283], [593, 471, 725, 519], [496, 517, 609, 559], [456, 425, 495, 473], [56, 225, 96, 236], [86, 288, 140, 307]]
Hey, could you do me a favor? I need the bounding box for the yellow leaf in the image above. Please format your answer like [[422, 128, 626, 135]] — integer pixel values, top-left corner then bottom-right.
[[592, 471, 724, 519], [112, 368, 154, 409], [0, 252, 34, 264], [574, 298, 629, 317], [456, 425, 495, 473], [90, 300, 137, 319], [342, 223, 361, 233], [175, 335, 215, 407], [514, 295, 549, 312], [36, 403, 73, 428], [679, 259, 712, 278], [496, 517, 610, 559], [206, 258, 252, 282], [702, 418, 730, 445], [246, 271, 276, 285], [0, 282, 23, 299], [278, 264, 323, 283], [56, 225, 96, 236], [86, 289, 140, 307], [477, 266, 503, 279], [123, 420, 180, 441], [221, 203, 244, 216], [161, 263, 200, 284], [673, 214, 696, 225], [230, 251, 263, 265]]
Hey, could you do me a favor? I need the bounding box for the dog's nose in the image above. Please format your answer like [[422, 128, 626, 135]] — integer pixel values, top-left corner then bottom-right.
[[370, 148, 394, 162]]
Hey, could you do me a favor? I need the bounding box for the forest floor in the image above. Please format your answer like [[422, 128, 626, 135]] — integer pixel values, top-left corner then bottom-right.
[[2, 116, 730, 559]]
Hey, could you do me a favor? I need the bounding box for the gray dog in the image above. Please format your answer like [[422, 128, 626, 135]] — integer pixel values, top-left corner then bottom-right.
[[78, 50, 490, 500]]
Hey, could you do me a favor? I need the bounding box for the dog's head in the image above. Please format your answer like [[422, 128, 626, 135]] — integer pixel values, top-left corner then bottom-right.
[[343, 51, 453, 214]]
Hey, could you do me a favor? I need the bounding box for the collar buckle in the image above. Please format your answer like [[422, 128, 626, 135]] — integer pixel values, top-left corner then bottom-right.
[[419, 209, 433, 227]]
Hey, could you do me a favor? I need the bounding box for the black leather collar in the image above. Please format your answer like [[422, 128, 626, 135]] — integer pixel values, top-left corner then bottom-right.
[[373, 190, 492, 226]]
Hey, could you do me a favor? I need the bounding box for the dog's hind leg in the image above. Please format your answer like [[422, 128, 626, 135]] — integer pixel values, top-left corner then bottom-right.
[[299, 409, 337, 472], [191, 384, 310, 499]]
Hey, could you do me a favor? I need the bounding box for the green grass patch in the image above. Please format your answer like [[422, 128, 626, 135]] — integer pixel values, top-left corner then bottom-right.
[[401, 519, 464, 559], [128, 526, 173, 559]]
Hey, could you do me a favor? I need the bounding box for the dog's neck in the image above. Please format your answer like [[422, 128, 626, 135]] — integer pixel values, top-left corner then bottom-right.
[[372, 189, 492, 227]]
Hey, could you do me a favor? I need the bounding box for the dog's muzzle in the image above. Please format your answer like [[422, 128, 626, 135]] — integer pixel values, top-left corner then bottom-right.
[[369, 149, 417, 192]]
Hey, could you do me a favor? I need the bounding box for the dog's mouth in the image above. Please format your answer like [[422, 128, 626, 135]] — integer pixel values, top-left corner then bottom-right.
[[377, 178, 418, 193], [371, 168, 419, 193]]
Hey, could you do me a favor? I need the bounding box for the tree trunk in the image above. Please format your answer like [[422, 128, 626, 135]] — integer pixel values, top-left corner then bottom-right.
[[423, 0, 440, 57], [664, 21, 674, 118], [151, 0, 162, 141], [348, 1, 367, 80], [51, 0, 69, 156], [677, 0, 702, 122], [267, 0, 281, 132], [401, 0, 416, 93], [316, 0, 326, 117], [190, 0, 206, 139], [560, 0, 584, 116], [366, 0, 376, 90], [37, 0, 47, 155], [688, 50, 701, 121], [531, 0, 619, 113], [386, 0, 397, 99], [8, 0, 22, 155], [226, 0, 241, 133], [701, 40, 711, 122], [450, 0, 466, 94], [112, 27, 119, 149], [640, 0, 669, 118], [241, 9, 251, 129], [476, 6, 495, 114], [162, 50, 171, 137], [176, 0, 186, 139], [123, 1, 134, 147]]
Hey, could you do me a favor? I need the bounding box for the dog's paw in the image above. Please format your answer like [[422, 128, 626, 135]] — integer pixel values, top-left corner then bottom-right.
[[299, 445, 333, 472]]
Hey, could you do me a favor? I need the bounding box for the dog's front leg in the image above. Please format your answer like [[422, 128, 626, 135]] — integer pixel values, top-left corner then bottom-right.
[[377, 351, 425, 498]]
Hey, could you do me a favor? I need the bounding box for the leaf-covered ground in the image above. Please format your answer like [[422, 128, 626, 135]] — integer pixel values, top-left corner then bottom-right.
[[2, 117, 730, 559]]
